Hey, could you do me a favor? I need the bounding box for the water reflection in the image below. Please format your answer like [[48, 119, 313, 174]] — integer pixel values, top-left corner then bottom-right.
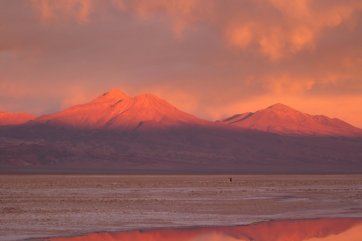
[[50, 218, 362, 241]]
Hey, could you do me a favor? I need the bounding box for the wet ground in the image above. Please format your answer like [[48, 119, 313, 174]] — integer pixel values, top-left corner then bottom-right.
[[50, 218, 362, 241], [1, 175, 362, 241]]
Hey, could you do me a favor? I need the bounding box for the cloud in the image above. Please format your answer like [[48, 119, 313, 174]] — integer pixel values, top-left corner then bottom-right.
[[31, 0, 92, 23], [0, 0, 361, 126], [110, 0, 362, 60], [112, 0, 211, 38], [25, 0, 362, 60], [225, 24, 254, 49]]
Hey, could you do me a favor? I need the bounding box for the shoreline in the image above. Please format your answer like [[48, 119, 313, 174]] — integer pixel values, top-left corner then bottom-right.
[[3, 168, 362, 175], [46, 217, 362, 241], [3, 175, 362, 241]]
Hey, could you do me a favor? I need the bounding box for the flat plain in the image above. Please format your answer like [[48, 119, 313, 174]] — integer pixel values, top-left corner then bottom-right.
[[1, 175, 362, 241]]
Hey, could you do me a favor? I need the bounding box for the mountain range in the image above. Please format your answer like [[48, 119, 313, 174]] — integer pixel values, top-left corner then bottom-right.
[[0, 89, 361, 174], [1, 89, 361, 136]]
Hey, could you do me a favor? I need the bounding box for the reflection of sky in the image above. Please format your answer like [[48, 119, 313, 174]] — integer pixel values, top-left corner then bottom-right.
[[51, 219, 362, 241]]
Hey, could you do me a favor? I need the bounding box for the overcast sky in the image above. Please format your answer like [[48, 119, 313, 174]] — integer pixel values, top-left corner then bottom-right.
[[0, 0, 361, 126]]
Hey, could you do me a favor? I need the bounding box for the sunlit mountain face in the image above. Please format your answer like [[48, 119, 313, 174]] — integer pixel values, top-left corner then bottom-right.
[[50, 218, 362, 241], [221, 103, 362, 136], [0, 89, 362, 174], [32, 89, 210, 130], [0, 112, 34, 126], [2, 89, 361, 136]]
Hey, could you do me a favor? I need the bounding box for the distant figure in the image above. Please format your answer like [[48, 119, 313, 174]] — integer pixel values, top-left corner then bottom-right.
[[229, 177, 232, 182]]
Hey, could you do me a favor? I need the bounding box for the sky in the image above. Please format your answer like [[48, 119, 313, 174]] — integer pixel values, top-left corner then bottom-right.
[[0, 0, 361, 126]]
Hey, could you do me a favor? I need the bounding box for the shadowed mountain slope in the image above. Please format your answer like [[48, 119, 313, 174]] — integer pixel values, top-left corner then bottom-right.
[[1, 124, 361, 174]]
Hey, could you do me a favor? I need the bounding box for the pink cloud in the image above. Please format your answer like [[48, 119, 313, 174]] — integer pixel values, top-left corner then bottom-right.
[[31, 0, 92, 23], [109, 0, 362, 60], [0, 1, 361, 126]]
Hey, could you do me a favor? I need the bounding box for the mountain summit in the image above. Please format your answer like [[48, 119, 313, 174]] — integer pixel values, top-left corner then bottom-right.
[[2, 99, 362, 173], [34, 89, 208, 130], [93, 88, 129, 102], [222, 103, 362, 136]]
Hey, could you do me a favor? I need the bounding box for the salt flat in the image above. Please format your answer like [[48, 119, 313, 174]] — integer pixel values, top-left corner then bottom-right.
[[1, 175, 362, 241]]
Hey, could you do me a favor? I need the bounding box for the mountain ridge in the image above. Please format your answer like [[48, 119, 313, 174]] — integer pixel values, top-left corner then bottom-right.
[[1, 89, 361, 136], [1, 92, 362, 173], [33, 89, 210, 130], [222, 103, 362, 136]]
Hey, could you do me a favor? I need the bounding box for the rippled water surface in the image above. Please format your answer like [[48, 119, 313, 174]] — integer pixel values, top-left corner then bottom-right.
[[1, 175, 362, 241]]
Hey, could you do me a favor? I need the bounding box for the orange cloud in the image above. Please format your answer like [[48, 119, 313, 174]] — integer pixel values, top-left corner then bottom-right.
[[109, 0, 361, 59], [0, 80, 37, 99], [60, 85, 95, 109], [226, 24, 254, 49], [31, 0, 92, 23], [1, 1, 361, 127], [29, 0, 362, 59], [263, 74, 315, 95], [113, 0, 208, 38], [225, 0, 361, 60]]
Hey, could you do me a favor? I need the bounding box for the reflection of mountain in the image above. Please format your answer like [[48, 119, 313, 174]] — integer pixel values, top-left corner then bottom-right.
[[1, 89, 362, 174], [222, 103, 362, 136], [50, 218, 362, 241]]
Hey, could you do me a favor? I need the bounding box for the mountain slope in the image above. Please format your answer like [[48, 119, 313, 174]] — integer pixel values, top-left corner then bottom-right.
[[0, 112, 34, 126], [34, 89, 209, 130], [1, 100, 362, 173], [222, 103, 362, 136], [1, 124, 361, 173]]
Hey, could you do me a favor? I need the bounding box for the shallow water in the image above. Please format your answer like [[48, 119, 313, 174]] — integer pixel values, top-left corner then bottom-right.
[[50, 218, 362, 241], [1, 175, 362, 241]]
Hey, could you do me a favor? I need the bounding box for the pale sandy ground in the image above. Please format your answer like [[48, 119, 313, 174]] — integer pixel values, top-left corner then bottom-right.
[[1, 175, 362, 241]]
